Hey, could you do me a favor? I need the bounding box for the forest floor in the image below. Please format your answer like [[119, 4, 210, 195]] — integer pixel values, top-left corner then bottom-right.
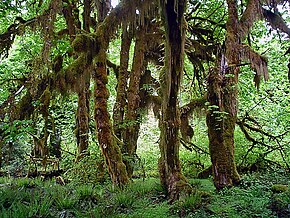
[[0, 169, 289, 218]]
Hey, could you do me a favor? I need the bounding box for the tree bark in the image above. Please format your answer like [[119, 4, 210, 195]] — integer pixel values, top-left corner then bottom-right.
[[76, 0, 91, 157], [158, 0, 188, 201], [76, 74, 90, 156], [94, 50, 129, 186], [83, 0, 91, 31], [113, 25, 132, 139], [0, 134, 2, 168], [94, 0, 129, 186], [122, 25, 146, 178], [206, 0, 241, 190]]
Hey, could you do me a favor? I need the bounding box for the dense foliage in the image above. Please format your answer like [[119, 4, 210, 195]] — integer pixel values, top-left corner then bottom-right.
[[0, 0, 290, 216]]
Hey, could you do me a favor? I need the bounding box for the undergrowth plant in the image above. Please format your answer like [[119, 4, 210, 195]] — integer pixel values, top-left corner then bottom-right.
[[0, 167, 289, 217], [63, 149, 109, 185]]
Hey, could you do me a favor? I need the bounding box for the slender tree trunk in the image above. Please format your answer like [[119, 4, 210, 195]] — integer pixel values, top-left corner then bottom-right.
[[206, 0, 240, 190], [158, 0, 188, 201], [76, 0, 92, 157], [94, 50, 129, 186], [123, 25, 146, 178], [0, 136, 2, 168], [76, 74, 90, 156], [113, 25, 132, 139], [83, 0, 91, 31], [94, 0, 129, 186]]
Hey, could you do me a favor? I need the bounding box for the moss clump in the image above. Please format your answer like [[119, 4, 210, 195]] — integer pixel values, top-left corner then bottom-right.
[[176, 179, 190, 190], [72, 33, 96, 53], [271, 184, 288, 193]]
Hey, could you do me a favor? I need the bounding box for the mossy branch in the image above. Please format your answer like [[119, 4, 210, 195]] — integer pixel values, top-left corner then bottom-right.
[[239, 0, 263, 39], [180, 96, 207, 116], [180, 96, 207, 141], [0, 17, 38, 57], [263, 8, 290, 36], [60, 0, 155, 92], [180, 138, 209, 155]]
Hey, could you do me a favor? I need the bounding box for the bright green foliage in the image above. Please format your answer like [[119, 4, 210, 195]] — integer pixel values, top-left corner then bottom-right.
[[190, 171, 289, 217], [171, 191, 203, 217], [136, 116, 160, 177], [1, 170, 289, 217], [0, 0, 290, 216]]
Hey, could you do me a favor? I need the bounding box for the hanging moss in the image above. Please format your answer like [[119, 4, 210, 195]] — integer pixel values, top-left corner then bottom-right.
[[39, 88, 51, 118], [54, 70, 67, 94], [54, 54, 91, 93], [13, 91, 34, 120], [40, 88, 51, 106], [180, 97, 207, 141], [40, 0, 62, 62]]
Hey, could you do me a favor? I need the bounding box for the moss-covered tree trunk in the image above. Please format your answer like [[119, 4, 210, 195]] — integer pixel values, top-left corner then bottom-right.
[[76, 73, 90, 156], [113, 25, 132, 139], [63, 0, 91, 157], [94, 50, 129, 186], [158, 0, 188, 201], [0, 136, 2, 168], [94, 0, 129, 186], [206, 0, 240, 190], [123, 25, 146, 178]]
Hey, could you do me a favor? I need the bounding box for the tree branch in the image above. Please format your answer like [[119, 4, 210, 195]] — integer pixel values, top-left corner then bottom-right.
[[263, 8, 290, 36], [180, 138, 209, 155], [239, 0, 263, 39]]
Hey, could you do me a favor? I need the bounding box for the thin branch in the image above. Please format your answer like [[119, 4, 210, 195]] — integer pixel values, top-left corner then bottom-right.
[[237, 117, 290, 169], [180, 138, 209, 155], [187, 16, 226, 28]]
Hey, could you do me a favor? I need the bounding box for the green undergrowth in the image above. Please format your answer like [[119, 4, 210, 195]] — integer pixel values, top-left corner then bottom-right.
[[0, 170, 289, 217]]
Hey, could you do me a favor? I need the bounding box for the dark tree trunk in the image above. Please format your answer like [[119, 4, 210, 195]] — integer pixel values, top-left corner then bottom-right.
[[83, 0, 91, 31], [113, 25, 132, 139], [206, 69, 240, 190], [123, 25, 146, 178], [158, 0, 188, 201], [50, 128, 62, 158], [206, 0, 240, 190]]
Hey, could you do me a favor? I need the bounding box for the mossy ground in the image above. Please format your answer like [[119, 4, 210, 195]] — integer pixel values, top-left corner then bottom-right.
[[0, 169, 289, 217]]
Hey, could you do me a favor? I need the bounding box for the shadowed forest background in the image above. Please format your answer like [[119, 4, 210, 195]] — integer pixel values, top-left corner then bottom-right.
[[0, 0, 290, 217]]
